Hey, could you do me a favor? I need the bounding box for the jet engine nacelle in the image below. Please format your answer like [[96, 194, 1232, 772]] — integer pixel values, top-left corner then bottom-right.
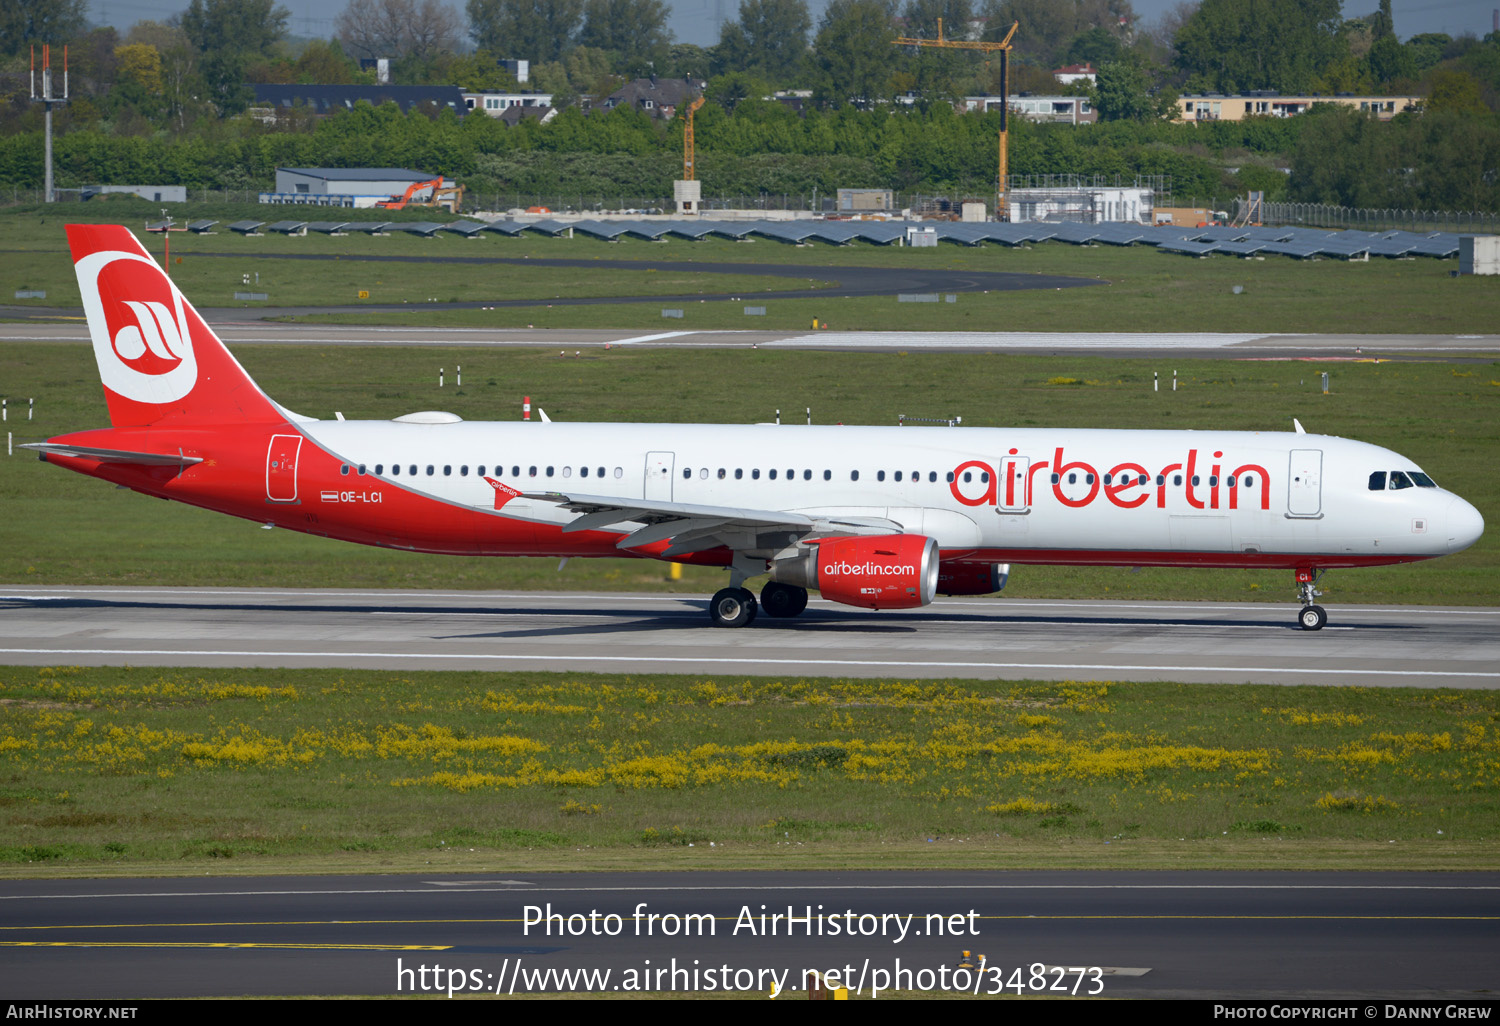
[[769, 534, 939, 610], [936, 561, 1010, 596]]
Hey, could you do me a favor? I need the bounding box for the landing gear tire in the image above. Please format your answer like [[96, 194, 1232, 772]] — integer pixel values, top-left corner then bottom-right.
[[760, 581, 809, 618], [1299, 604, 1327, 631], [709, 587, 757, 628]]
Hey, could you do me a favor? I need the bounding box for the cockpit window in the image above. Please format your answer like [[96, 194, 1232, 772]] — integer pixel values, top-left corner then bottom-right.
[[1368, 471, 1386, 491], [1389, 471, 1413, 490], [1410, 472, 1436, 488]]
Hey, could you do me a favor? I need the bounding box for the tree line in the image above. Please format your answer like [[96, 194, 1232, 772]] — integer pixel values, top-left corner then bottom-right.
[[0, 0, 1497, 209]]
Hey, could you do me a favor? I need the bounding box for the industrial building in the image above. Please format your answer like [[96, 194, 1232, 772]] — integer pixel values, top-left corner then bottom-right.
[[263, 168, 438, 207]]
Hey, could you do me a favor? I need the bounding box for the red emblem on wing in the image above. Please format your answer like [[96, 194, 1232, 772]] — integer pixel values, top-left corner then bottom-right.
[[484, 477, 523, 510]]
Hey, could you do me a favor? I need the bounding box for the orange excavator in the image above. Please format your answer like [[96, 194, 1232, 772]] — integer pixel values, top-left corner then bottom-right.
[[376, 177, 465, 211]]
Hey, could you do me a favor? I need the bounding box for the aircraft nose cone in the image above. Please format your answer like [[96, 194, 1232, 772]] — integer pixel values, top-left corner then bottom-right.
[[1446, 495, 1485, 553]]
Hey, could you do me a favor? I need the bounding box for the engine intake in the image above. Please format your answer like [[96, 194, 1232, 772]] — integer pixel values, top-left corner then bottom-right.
[[769, 535, 939, 610]]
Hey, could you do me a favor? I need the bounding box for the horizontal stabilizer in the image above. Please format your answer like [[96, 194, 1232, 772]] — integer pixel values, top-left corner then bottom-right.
[[21, 442, 203, 467]]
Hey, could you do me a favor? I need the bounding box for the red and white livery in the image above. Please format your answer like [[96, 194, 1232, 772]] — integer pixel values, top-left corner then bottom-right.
[[29, 225, 1485, 630]]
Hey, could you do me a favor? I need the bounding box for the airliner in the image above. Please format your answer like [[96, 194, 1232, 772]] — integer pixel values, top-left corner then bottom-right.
[[25, 225, 1485, 630]]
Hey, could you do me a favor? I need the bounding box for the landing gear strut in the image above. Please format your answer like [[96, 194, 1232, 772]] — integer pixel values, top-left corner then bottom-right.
[[1296, 568, 1327, 631], [709, 587, 758, 628], [760, 581, 808, 618]]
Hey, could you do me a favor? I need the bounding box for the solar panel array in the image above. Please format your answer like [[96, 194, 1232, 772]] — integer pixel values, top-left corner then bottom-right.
[[222, 216, 1479, 260]]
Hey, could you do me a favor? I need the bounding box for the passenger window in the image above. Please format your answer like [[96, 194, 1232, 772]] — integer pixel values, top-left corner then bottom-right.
[[1067, 473, 1077, 484], [1390, 471, 1413, 490], [357, 465, 366, 475], [700, 468, 709, 480], [613, 467, 622, 478], [562, 467, 572, 478], [376, 464, 384, 475], [513, 466, 521, 477], [444, 466, 452, 476], [736, 469, 744, 480], [753, 469, 761, 480], [409, 465, 417, 476], [785, 469, 793, 479], [528, 466, 537, 476], [718, 468, 726, 479], [1155, 475, 1164, 486], [1243, 475, 1254, 487], [1085, 474, 1093, 485], [877, 471, 886, 482], [340, 465, 349, 475], [946, 472, 954, 483], [1209, 475, 1217, 486], [1051, 473, 1060, 484], [803, 470, 811, 480], [683, 468, 691, 479], [769, 469, 777, 480], [981, 472, 990, 483], [580, 466, 589, 477], [600, 467, 607, 479], [1173, 475, 1182, 486], [895, 471, 903, 482], [823, 470, 831, 481], [1104, 474, 1112, 485], [546, 466, 554, 477], [426, 466, 434, 476], [1138, 475, 1148, 486], [850, 470, 859, 481], [929, 472, 937, 483], [963, 472, 972, 483], [1190, 475, 1199, 486], [1227, 476, 1236, 488], [477, 465, 485, 477], [460, 465, 468, 477]]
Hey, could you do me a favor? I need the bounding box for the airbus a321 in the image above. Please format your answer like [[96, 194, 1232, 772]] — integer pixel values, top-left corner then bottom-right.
[[26, 225, 1485, 630]]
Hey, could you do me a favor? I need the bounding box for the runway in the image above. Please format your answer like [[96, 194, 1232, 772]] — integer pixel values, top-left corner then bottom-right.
[[2, 587, 1496, 687], [4, 321, 1497, 358], [2, 870, 1497, 997]]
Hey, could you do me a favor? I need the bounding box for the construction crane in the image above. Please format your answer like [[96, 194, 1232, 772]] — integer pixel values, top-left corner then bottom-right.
[[893, 19, 1019, 221], [683, 95, 705, 180]]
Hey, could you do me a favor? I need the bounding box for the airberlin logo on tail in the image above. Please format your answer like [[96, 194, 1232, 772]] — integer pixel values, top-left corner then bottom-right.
[[75, 250, 198, 404]]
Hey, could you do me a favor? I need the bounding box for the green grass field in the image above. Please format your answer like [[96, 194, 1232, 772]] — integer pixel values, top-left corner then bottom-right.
[[2, 344, 1495, 604], [2, 666, 1495, 875], [3, 206, 1497, 334]]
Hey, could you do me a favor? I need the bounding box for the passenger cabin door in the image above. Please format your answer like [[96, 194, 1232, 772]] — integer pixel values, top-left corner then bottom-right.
[[1287, 449, 1323, 518], [265, 434, 302, 503], [644, 451, 674, 501], [998, 455, 1030, 513]]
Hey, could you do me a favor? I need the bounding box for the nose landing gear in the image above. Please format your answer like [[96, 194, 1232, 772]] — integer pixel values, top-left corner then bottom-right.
[[1296, 568, 1327, 630]]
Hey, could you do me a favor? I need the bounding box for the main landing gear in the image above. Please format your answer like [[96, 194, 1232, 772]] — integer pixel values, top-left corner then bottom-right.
[[1296, 568, 1327, 631], [760, 581, 809, 618], [706, 582, 810, 627]]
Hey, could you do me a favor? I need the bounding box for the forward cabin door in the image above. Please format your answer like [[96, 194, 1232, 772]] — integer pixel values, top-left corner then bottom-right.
[[1287, 449, 1324, 517], [266, 434, 302, 503], [644, 451, 674, 501]]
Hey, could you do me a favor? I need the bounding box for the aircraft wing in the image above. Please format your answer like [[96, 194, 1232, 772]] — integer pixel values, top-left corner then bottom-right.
[[21, 442, 204, 468], [523, 490, 901, 557]]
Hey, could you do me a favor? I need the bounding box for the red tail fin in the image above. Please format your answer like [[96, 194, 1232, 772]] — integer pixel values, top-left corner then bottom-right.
[[68, 224, 283, 427]]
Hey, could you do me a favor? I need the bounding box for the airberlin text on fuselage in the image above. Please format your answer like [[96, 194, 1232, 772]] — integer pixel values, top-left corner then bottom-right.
[[950, 446, 1273, 512]]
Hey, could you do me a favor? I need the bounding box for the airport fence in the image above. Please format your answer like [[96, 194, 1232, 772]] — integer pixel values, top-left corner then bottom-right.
[[1250, 200, 1500, 235]]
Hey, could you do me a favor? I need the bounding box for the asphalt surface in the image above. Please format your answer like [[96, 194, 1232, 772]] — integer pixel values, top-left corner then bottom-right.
[[2, 587, 1496, 687], [2, 870, 1497, 998], [5, 321, 1498, 359]]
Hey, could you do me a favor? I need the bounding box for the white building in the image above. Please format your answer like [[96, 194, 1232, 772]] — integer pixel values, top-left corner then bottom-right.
[[463, 91, 554, 117]]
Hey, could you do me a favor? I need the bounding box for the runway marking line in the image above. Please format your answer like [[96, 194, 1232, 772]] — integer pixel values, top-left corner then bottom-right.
[[0, 649, 1493, 680]]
